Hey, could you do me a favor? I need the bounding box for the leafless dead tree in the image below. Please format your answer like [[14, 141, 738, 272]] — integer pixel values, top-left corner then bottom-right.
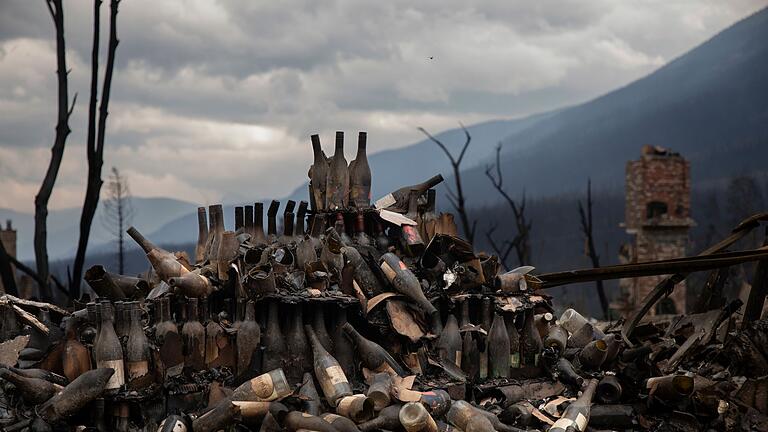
[[484, 144, 531, 269], [418, 124, 477, 244], [71, 0, 121, 297], [102, 167, 134, 274], [34, 0, 77, 301], [578, 178, 609, 318]]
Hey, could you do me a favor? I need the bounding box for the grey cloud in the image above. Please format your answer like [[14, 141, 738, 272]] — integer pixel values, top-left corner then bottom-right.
[[0, 0, 766, 211]]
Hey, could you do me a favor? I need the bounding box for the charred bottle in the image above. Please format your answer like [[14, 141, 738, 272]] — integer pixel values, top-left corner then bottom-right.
[[488, 313, 511, 378], [521, 309, 543, 366], [154, 297, 178, 345], [309, 134, 329, 211], [331, 308, 357, 380], [204, 299, 224, 367], [327, 131, 350, 210], [125, 302, 151, 385], [342, 323, 405, 376], [549, 378, 598, 432], [436, 315, 462, 368], [93, 302, 125, 393], [400, 402, 438, 432], [367, 372, 393, 411], [237, 301, 261, 377], [37, 368, 116, 424], [348, 131, 372, 208], [196, 207, 209, 264], [299, 372, 321, 416], [295, 201, 308, 236], [181, 298, 205, 371], [375, 174, 444, 213], [62, 317, 90, 382], [379, 253, 438, 322], [461, 332, 479, 380], [262, 301, 287, 373], [286, 304, 311, 383], [282, 411, 338, 432], [0, 367, 63, 404], [312, 304, 333, 353], [359, 404, 402, 431], [229, 368, 292, 402], [321, 413, 362, 432], [253, 202, 267, 245], [267, 200, 280, 240], [506, 313, 521, 369], [305, 325, 352, 407], [127, 227, 188, 283]]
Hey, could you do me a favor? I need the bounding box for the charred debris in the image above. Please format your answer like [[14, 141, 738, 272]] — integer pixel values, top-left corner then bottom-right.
[[2, 132, 768, 431]]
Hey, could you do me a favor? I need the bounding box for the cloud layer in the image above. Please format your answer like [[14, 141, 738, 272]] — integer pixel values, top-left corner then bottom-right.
[[0, 0, 765, 211]]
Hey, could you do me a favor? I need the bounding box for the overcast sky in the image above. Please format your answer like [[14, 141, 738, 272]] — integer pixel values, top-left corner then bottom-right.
[[0, 0, 765, 212]]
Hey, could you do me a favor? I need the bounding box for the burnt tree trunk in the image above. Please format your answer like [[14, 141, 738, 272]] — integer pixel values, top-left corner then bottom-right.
[[70, 0, 120, 298], [579, 179, 609, 318], [35, 0, 77, 302]]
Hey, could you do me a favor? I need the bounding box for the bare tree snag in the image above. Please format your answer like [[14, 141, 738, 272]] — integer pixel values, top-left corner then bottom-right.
[[71, 0, 120, 297], [0, 240, 18, 296], [35, 0, 77, 302], [484, 144, 531, 268], [102, 167, 134, 274], [418, 124, 476, 244], [578, 179, 609, 318]]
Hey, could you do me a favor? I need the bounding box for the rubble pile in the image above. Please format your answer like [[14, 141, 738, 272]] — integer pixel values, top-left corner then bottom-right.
[[1, 131, 768, 431]]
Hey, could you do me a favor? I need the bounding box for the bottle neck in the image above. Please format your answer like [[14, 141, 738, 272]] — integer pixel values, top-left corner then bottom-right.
[[356, 135, 367, 158], [267, 302, 279, 330], [188, 301, 199, 322], [334, 132, 344, 156], [291, 306, 304, 330], [244, 302, 256, 321], [254, 203, 264, 231]]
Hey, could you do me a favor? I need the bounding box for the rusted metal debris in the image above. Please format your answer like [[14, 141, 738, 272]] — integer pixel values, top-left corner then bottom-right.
[[1, 133, 768, 431]]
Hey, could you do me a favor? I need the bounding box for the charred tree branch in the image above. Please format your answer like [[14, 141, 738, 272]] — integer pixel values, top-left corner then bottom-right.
[[484, 144, 531, 268], [578, 179, 609, 318], [418, 124, 475, 243]]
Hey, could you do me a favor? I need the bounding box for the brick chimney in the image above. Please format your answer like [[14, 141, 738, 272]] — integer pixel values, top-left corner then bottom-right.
[[0, 220, 17, 294], [617, 147, 695, 316]]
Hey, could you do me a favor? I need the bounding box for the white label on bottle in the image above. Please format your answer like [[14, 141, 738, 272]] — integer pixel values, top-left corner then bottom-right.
[[380, 261, 397, 281], [249, 372, 276, 400], [374, 193, 396, 210], [575, 413, 588, 431], [479, 352, 488, 379], [510, 353, 520, 368], [550, 417, 577, 431], [127, 360, 149, 380], [158, 419, 188, 432], [455, 351, 462, 367], [337, 394, 362, 414], [97, 359, 125, 389], [326, 365, 348, 386]]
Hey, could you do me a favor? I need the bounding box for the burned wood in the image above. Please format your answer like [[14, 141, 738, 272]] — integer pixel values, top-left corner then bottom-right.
[[534, 247, 768, 289], [743, 227, 768, 327]]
